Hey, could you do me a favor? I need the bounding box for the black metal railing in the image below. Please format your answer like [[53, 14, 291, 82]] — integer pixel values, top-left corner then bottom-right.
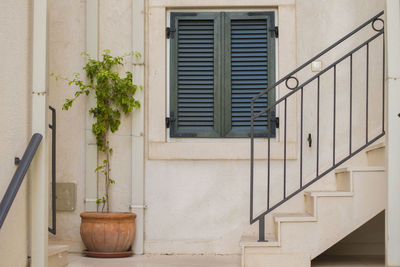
[[0, 133, 43, 230], [48, 106, 56, 235], [250, 11, 385, 241]]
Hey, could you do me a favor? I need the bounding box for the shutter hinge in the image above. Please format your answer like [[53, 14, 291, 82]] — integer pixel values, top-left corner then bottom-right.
[[166, 27, 176, 39], [166, 117, 176, 128], [269, 26, 279, 38], [274, 117, 280, 128]]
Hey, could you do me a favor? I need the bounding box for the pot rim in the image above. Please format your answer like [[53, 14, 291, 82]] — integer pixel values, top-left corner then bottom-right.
[[80, 212, 137, 219]]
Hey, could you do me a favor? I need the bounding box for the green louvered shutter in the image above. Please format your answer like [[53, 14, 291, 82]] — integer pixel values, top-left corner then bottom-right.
[[170, 13, 222, 137], [169, 12, 276, 138], [224, 12, 276, 137]]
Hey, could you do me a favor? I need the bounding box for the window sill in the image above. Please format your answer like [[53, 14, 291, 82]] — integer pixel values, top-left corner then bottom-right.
[[148, 139, 297, 160]]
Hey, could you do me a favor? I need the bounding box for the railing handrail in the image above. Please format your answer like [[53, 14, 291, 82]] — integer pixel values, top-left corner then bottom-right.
[[253, 30, 384, 119], [48, 106, 56, 235], [251, 10, 384, 103], [0, 133, 42, 230]]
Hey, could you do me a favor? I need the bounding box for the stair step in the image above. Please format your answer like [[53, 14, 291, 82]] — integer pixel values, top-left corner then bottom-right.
[[274, 213, 316, 222], [335, 166, 385, 174], [48, 244, 68, 267], [304, 191, 353, 197], [240, 235, 279, 247], [365, 140, 385, 152], [48, 244, 69, 256]]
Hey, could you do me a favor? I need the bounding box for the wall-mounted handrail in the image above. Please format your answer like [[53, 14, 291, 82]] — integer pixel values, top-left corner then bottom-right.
[[0, 133, 43, 230], [250, 11, 385, 242], [48, 106, 56, 235]]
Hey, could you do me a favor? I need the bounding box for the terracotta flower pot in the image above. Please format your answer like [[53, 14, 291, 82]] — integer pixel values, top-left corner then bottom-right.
[[80, 212, 136, 257]]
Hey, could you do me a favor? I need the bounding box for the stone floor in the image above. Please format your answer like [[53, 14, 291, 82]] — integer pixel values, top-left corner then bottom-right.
[[67, 253, 385, 267], [67, 254, 241, 267]]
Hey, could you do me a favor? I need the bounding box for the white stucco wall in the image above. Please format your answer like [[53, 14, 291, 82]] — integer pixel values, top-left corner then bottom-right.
[[47, 0, 137, 250], [0, 0, 31, 266], [46, 0, 385, 256], [47, 0, 87, 250]]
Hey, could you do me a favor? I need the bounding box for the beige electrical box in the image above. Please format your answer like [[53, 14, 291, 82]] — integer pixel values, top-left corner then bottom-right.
[[56, 183, 76, 211]]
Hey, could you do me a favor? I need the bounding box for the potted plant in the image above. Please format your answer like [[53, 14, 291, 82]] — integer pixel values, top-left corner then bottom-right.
[[56, 50, 141, 258]]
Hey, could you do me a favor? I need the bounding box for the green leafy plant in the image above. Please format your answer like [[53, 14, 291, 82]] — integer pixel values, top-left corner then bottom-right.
[[55, 50, 141, 212]]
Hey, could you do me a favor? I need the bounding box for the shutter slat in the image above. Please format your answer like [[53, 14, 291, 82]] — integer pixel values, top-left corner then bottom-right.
[[231, 62, 267, 66], [179, 71, 214, 75], [178, 99, 213, 103], [232, 25, 267, 30], [232, 71, 267, 75], [179, 108, 214, 112], [231, 39, 267, 43], [179, 75, 214, 80], [232, 44, 267, 48], [232, 66, 267, 71], [178, 58, 214, 62], [232, 48, 268, 53], [231, 18, 269, 129], [179, 25, 213, 30], [232, 85, 267, 89], [178, 67, 214, 71], [231, 20, 267, 25], [178, 39, 213, 44], [179, 103, 214, 107], [178, 49, 214, 53], [178, 62, 214, 66]]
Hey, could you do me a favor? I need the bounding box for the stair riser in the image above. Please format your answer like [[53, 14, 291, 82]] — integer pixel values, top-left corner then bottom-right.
[[367, 147, 385, 166], [336, 172, 351, 192], [242, 250, 310, 267]]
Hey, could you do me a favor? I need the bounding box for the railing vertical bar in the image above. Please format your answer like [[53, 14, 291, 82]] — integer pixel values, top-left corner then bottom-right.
[[349, 54, 353, 154], [300, 87, 303, 187], [317, 76, 320, 177], [333, 65, 336, 165], [366, 43, 369, 143], [284, 99, 287, 198], [250, 103, 254, 222], [382, 32, 385, 132], [267, 110, 271, 210]]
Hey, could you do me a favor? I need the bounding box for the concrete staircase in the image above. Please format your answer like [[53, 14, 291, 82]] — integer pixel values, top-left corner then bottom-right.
[[241, 144, 386, 267]]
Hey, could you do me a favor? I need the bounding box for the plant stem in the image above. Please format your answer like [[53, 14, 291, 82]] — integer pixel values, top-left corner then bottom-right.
[[104, 126, 110, 212]]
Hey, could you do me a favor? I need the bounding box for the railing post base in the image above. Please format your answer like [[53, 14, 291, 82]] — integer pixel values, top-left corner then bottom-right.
[[258, 216, 267, 242]]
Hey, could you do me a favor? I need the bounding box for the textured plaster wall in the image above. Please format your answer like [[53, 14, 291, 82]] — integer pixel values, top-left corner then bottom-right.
[[47, 0, 87, 249], [0, 0, 31, 266], [48, 0, 136, 250], [98, 0, 134, 213]]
